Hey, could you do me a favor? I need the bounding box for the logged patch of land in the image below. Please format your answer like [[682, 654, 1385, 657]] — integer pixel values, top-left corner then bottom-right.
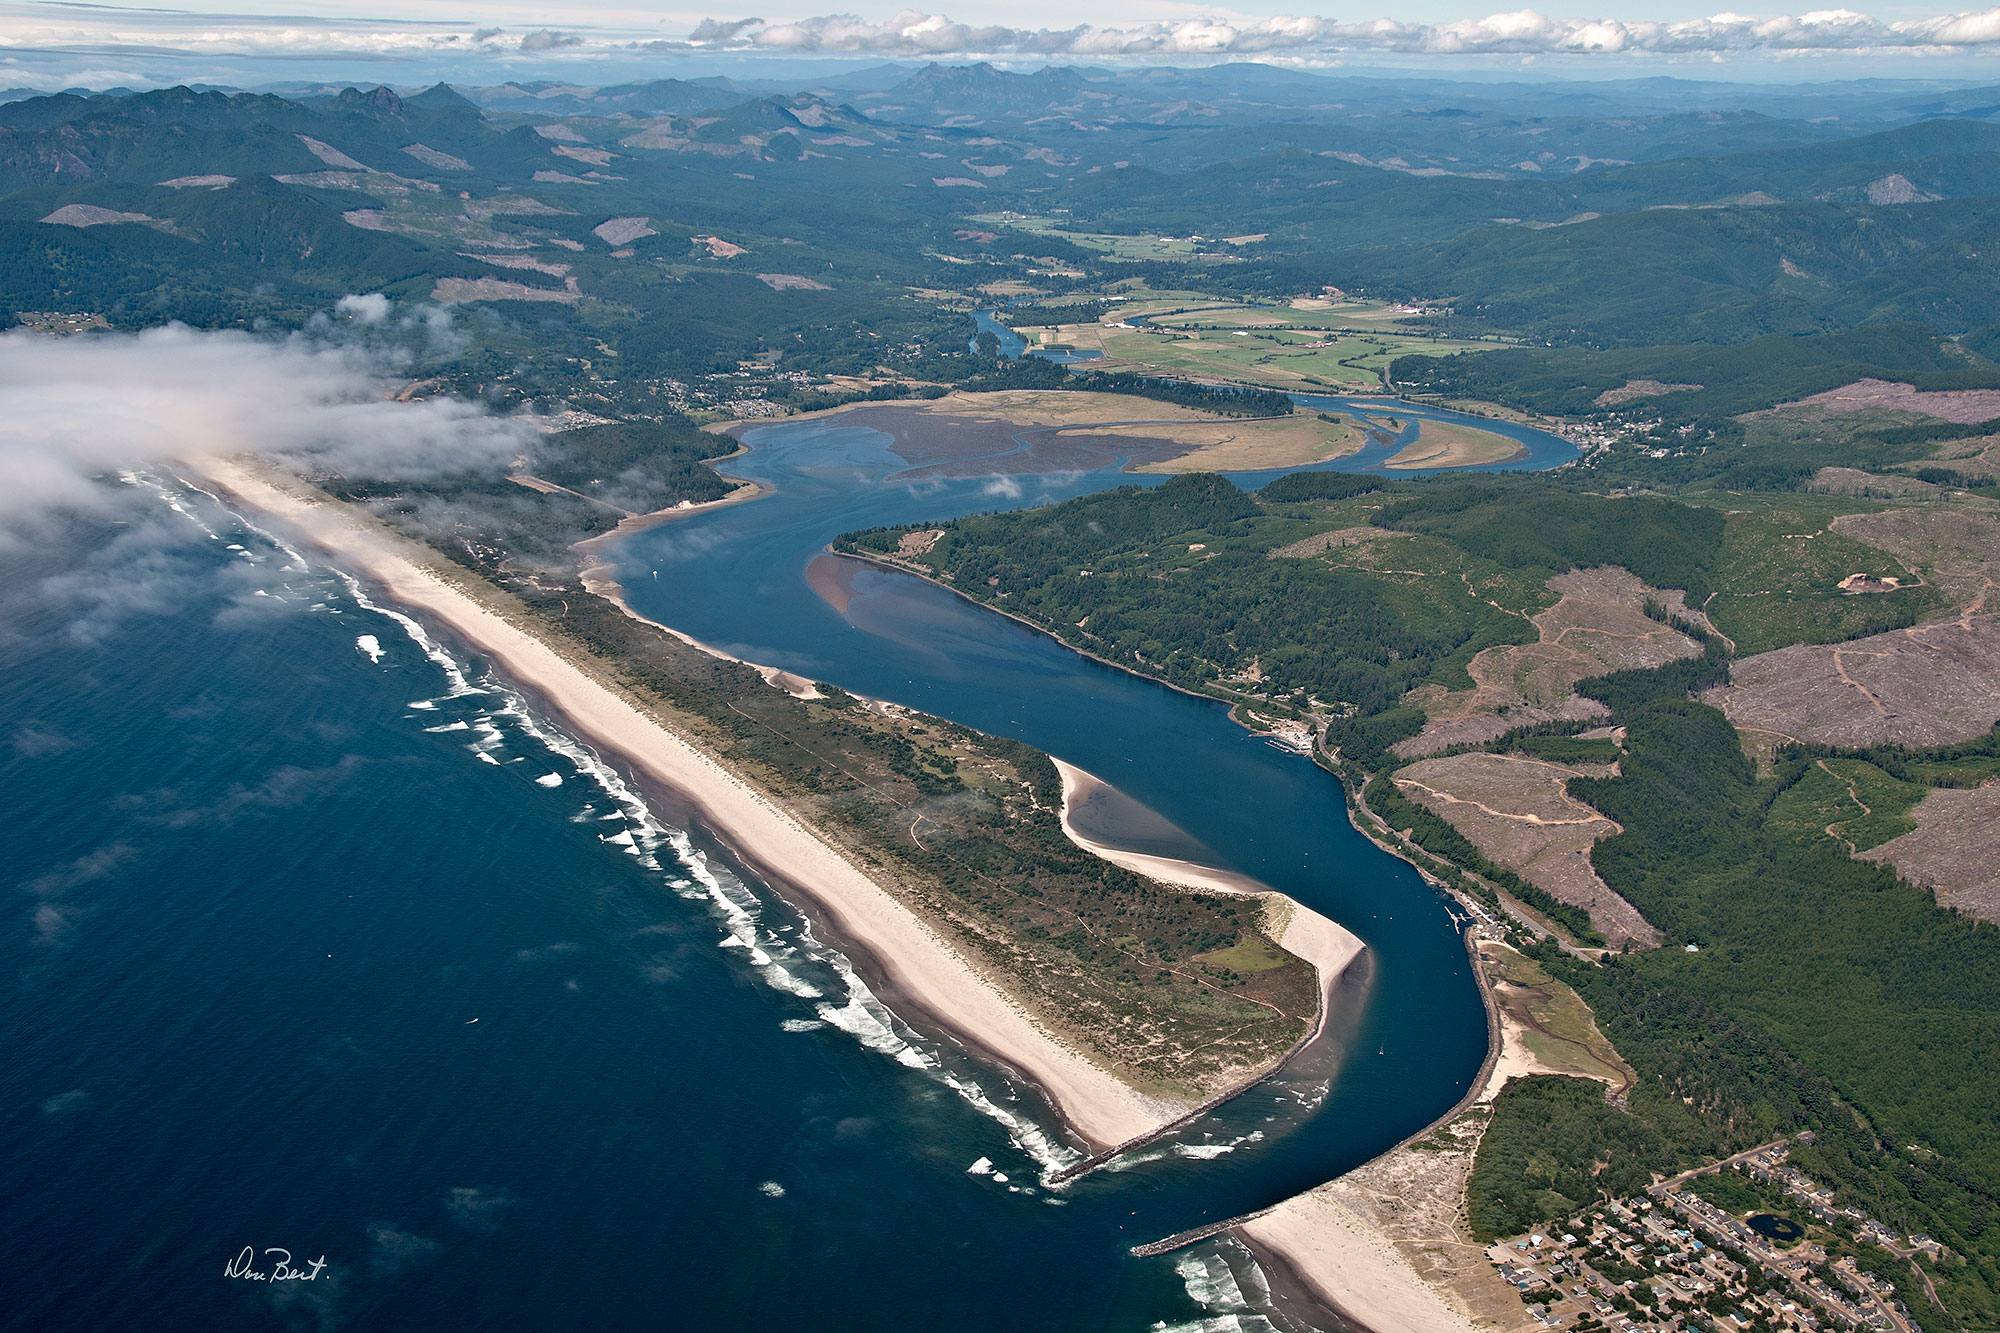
[[1268, 527, 1410, 559], [1862, 784, 2000, 925], [1709, 617, 2000, 748], [1709, 510, 2000, 749], [1398, 566, 1706, 757], [432, 275, 581, 303], [1792, 378, 2000, 424], [1395, 753, 1660, 947], [1832, 507, 2000, 608]]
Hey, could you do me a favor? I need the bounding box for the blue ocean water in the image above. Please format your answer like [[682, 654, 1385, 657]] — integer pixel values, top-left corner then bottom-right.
[[6, 390, 1570, 1327], [1, 476, 1312, 1331]]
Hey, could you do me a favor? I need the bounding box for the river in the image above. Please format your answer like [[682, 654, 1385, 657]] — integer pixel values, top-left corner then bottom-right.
[[600, 400, 1577, 1320], [2, 397, 1571, 1332]]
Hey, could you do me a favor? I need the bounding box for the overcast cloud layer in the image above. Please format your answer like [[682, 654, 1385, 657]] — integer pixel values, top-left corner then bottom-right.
[[6, 1, 2000, 90], [0, 322, 529, 534]]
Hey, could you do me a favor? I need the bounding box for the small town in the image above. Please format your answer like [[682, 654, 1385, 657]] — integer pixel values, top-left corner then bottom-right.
[[1489, 1138, 1940, 1333]]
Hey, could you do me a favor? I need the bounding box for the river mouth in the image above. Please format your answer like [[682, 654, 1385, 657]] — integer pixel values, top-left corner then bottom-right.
[[592, 395, 1577, 1320]]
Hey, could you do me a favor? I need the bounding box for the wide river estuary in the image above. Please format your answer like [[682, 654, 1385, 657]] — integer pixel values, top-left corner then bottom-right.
[[3, 399, 1573, 1332]]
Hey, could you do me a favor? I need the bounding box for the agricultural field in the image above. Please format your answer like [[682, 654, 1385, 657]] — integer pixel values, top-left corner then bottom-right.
[[1045, 316, 1489, 392], [964, 211, 1217, 261]]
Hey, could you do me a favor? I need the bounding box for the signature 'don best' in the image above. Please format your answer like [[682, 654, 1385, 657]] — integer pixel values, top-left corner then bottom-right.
[[224, 1247, 328, 1282]]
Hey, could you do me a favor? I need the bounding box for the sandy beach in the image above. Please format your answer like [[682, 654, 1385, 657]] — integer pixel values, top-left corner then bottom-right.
[[1240, 1186, 1496, 1333], [195, 457, 1182, 1153], [1052, 757, 1367, 1022]]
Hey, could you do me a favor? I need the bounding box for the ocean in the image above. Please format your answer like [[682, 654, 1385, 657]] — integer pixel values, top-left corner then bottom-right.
[[3, 394, 1566, 1329]]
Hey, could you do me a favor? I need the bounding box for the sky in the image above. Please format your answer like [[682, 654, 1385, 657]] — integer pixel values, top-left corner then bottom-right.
[[2, 0, 1999, 90]]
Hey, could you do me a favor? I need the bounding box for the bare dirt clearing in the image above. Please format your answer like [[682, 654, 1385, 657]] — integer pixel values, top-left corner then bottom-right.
[[1707, 618, 2000, 747], [1395, 753, 1660, 946], [1862, 784, 2000, 925], [1398, 567, 1707, 757], [431, 276, 582, 304], [1791, 378, 2000, 424], [39, 204, 155, 227]]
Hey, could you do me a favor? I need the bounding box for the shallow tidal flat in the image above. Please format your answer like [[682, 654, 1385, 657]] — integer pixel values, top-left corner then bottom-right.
[[819, 391, 1363, 480]]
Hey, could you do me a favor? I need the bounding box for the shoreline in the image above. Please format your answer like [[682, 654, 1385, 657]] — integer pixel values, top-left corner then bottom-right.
[[1051, 757, 1367, 1045], [568, 465, 1380, 1196], [1042, 757, 1369, 1183], [835, 549, 1512, 1330], [194, 456, 1184, 1157], [837, 546, 1264, 717], [251, 425, 1511, 1332]]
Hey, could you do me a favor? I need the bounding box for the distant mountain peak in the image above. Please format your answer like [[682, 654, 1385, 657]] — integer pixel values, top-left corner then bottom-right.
[[406, 82, 479, 113], [334, 84, 406, 117]]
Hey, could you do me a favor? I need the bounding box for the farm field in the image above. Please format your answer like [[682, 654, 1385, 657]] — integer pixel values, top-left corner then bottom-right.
[[1046, 316, 1488, 391]]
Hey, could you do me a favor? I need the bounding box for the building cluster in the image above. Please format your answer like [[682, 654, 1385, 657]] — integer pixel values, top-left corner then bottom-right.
[[13, 310, 111, 335], [1487, 1143, 1933, 1333]]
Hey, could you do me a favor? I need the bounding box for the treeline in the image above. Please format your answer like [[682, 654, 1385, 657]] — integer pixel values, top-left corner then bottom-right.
[[1256, 472, 1386, 502], [994, 301, 1107, 327], [1375, 480, 1726, 603], [1389, 324, 1998, 428], [1470, 1075, 1675, 1239], [1774, 724, 2000, 788], [529, 417, 739, 512], [961, 350, 1295, 416]]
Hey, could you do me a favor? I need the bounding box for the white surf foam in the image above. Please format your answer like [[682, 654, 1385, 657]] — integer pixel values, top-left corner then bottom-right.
[[1155, 1250, 1282, 1333], [333, 567, 484, 698], [356, 634, 385, 664], [1172, 1130, 1264, 1160], [362, 626, 1087, 1186]]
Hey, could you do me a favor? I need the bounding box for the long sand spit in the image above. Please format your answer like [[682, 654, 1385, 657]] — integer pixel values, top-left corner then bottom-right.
[[195, 457, 1177, 1152], [1060, 756, 1489, 1331], [1051, 757, 1365, 1029]]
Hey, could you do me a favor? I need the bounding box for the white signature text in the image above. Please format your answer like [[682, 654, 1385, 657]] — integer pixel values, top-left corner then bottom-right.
[[224, 1247, 329, 1282]]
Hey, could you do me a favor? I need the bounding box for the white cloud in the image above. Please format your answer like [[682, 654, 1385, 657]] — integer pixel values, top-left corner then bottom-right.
[[0, 323, 533, 533], [335, 292, 391, 324], [677, 7, 2000, 57], [4, 1, 2000, 76]]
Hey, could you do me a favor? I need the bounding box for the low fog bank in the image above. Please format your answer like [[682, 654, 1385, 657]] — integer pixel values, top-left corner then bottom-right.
[[0, 320, 533, 535]]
